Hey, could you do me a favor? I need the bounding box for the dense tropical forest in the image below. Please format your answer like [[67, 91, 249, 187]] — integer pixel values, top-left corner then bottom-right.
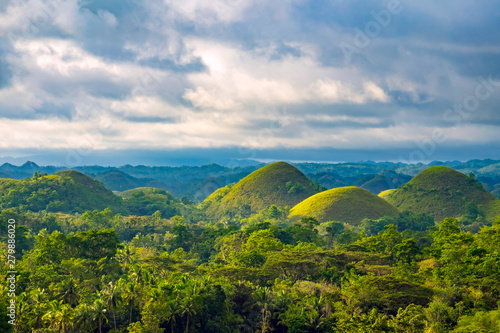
[[1, 160, 500, 332]]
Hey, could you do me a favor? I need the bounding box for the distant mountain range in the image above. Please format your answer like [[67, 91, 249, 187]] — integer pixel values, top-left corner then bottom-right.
[[1, 159, 500, 201], [0, 161, 499, 226]]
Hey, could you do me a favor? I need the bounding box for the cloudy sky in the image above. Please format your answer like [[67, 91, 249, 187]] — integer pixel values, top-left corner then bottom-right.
[[0, 0, 499, 166]]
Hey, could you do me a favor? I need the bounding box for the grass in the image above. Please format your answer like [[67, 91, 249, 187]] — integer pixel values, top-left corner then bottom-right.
[[378, 189, 396, 199], [203, 184, 233, 203], [119, 187, 174, 200], [204, 161, 322, 218], [385, 166, 499, 221], [289, 186, 399, 225]]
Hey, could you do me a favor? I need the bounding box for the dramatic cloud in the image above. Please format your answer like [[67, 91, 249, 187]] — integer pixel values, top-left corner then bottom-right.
[[0, 0, 499, 164]]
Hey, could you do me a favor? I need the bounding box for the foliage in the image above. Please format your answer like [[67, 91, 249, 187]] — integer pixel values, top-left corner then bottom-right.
[[290, 186, 399, 225], [119, 187, 194, 219], [0, 171, 126, 214], [2, 162, 500, 332]]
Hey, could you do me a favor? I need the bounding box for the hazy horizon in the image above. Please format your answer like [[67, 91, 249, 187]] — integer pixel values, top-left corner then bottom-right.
[[0, 147, 499, 167]]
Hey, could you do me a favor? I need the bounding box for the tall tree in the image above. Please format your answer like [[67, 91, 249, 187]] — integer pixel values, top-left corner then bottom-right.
[[102, 281, 121, 330]]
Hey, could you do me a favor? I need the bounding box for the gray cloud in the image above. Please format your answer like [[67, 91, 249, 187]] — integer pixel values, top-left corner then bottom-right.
[[0, 0, 499, 161], [0, 58, 11, 89]]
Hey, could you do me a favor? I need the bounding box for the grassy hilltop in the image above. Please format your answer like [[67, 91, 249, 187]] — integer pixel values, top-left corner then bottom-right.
[[384, 166, 500, 221], [0, 170, 126, 214], [203, 161, 323, 218], [290, 186, 399, 225]]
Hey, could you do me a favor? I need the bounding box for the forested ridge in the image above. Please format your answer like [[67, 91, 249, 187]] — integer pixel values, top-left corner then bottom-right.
[[2, 159, 500, 201], [1, 162, 500, 332]]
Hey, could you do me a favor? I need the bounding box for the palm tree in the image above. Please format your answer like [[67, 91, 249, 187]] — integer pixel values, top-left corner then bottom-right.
[[42, 300, 65, 331], [102, 281, 121, 330], [74, 303, 95, 333], [58, 304, 74, 333], [165, 300, 179, 333], [15, 292, 30, 332], [180, 296, 197, 333], [56, 277, 79, 307], [116, 245, 135, 271], [29, 288, 47, 330], [129, 264, 143, 284], [142, 267, 153, 285], [121, 281, 138, 324], [254, 287, 273, 333], [92, 299, 108, 333]]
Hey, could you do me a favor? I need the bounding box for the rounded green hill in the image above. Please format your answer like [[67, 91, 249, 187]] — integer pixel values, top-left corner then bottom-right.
[[203, 161, 322, 218], [359, 175, 392, 194], [289, 186, 399, 225], [385, 166, 499, 221], [96, 170, 166, 192], [0, 170, 126, 214], [118, 187, 184, 218], [118, 187, 174, 199], [96, 170, 144, 192]]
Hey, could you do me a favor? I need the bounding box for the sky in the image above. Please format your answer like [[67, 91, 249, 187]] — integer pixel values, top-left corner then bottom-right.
[[0, 0, 499, 166]]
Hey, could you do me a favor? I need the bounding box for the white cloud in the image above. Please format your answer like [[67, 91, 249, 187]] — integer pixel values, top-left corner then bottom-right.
[[313, 79, 389, 104], [182, 39, 390, 110], [12, 38, 135, 81], [0, 0, 30, 35], [3, 38, 179, 112], [0, 0, 498, 157], [98, 10, 118, 28], [0, 0, 86, 38], [108, 95, 190, 119], [162, 0, 254, 25], [183, 87, 241, 110], [0, 83, 43, 115], [49, 0, 84, 36]]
